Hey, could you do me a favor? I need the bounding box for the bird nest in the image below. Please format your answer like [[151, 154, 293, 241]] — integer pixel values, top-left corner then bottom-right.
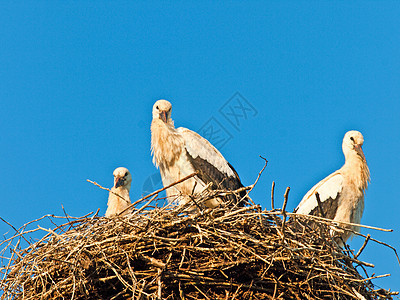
[[0, 178, 398, 300]]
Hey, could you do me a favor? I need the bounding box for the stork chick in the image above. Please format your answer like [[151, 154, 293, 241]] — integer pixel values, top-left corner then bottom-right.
[[295, 130, 370, 244], [105, 167, 132, 217]]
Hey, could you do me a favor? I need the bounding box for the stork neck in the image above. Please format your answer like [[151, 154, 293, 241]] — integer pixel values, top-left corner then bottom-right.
[[114, 187, 130, 202], [342, 151, 370, 192], [151, 118, 184, 167]]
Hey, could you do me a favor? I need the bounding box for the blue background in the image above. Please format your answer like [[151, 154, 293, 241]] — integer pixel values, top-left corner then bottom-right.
[[1, 1, 399, 291]]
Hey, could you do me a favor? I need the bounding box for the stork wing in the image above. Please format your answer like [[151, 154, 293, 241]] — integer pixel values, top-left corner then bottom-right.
[[296, 171, 343, 218], [177, 127, 243, 191]]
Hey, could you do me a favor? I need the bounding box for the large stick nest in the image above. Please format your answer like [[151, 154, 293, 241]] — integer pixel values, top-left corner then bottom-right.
[[0, 182, 398, 299]]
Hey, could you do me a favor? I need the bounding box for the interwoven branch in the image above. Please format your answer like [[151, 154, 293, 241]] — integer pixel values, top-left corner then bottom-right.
[[0, 180, 397, 300]]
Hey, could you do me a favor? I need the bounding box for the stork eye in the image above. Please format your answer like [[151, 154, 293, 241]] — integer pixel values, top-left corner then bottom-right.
[[350, 137, 355, 142], [125, 172, 128, 177], [156, 106, 159, 110]]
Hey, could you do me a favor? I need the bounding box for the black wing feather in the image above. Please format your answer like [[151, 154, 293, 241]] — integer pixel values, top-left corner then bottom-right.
[[308, 195, 339, 219], [185, 150, 246, 205]]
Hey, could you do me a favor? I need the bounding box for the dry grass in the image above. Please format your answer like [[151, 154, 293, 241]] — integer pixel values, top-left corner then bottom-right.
[[0, 175, 398, 299]]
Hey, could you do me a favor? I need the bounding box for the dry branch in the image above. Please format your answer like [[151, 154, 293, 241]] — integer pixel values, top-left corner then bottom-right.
[[0, 177, 398, 300]]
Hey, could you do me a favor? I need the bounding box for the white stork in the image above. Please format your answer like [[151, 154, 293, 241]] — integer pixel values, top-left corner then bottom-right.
[[150, 99, 246, 208], [105, 167, 132, 217], [295, 130, 370, 243]]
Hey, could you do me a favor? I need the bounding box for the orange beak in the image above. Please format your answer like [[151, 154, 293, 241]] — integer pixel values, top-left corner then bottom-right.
[[160, 111, 168, 123], [115, 177, 125, 188], [354, 144, 365, 161]]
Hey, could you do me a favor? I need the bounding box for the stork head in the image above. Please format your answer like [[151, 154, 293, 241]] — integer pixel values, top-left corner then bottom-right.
[[152, 100, 172, 123], [113, 167, 132, 190], [342, 130, 365, 161]]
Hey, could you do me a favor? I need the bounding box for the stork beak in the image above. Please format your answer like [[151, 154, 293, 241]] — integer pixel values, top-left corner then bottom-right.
[[354, 144, 365, 161], [159, 111, 168, 123], [115, 177, 125, 188]]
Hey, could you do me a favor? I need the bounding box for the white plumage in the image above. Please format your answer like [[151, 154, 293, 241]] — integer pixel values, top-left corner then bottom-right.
[[150, 100, 245, 207], [105, 167, 132, 217], [295, 130, 370, 243]]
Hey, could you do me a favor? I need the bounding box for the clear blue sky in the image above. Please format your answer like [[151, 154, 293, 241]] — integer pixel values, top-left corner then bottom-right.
[[1, 1, 399, 291]]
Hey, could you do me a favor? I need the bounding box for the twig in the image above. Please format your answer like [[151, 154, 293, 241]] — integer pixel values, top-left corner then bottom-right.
[[271, 181, 275, 210], [236, 156, 268, 207], [360, 273, 391, 282], [249, 156, 268, 190], [0, 217, 30, 246], [157, 269, 162, 299], [124, 194, 158, 217], [282, 187, 290, 213], [86, 179, 130, 204], [348, 230, 400, 267], [121, 172, 199, 214], [354, 234, 370, 259], [281, 187, 290, 234], [269, 181, 282, 236], [288, 212, 393, 232]]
